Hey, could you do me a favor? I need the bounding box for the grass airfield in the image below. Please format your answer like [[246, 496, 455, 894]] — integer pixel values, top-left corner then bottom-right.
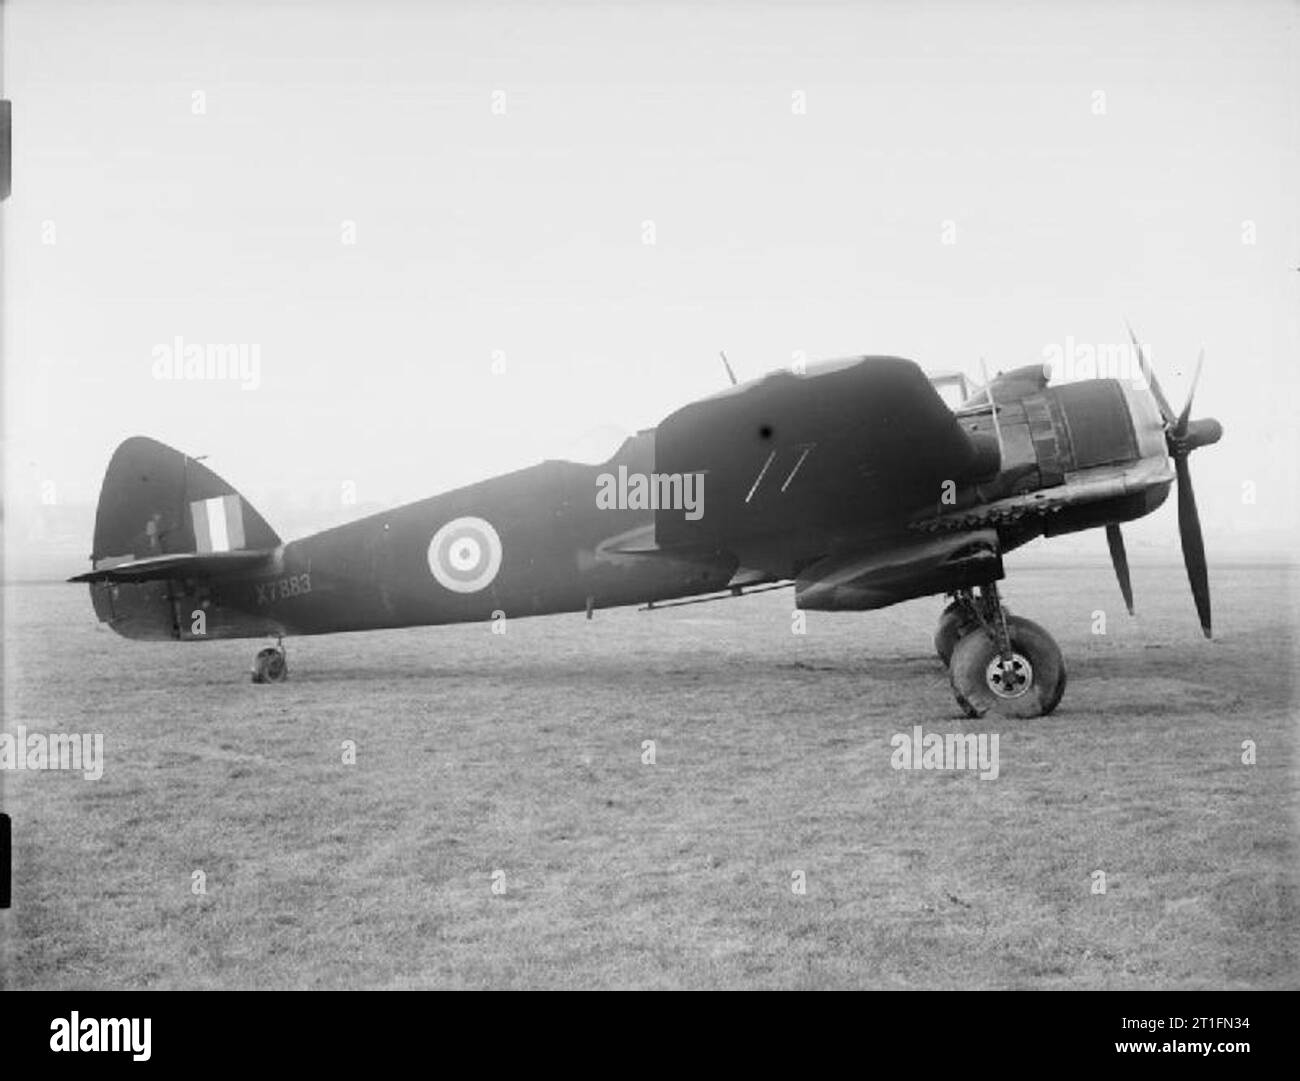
[[3, 560, 1296, 989]]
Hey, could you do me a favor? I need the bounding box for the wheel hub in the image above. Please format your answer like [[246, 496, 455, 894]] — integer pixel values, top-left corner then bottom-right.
[[985, 652, 1032, 699]]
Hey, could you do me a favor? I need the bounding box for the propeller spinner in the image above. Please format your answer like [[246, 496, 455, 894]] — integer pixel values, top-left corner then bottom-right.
[[1109, 329, 1223, 637]]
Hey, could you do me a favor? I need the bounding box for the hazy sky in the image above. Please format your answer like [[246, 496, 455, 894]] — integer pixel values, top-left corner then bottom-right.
[[5, 0, 1298, 577]]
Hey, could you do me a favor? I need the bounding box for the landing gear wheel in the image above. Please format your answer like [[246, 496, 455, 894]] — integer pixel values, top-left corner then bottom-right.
[[949, 615, 1065, 718], [934, 601, 978, 666], [251, 646, 288, 684]]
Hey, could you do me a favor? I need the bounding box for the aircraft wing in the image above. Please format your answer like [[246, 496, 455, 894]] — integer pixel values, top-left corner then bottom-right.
[[652, 356, 983, 557], [68, 549, 276, 584]]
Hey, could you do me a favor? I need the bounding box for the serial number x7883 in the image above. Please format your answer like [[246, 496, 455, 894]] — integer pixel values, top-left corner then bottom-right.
[[255, 573, 312, 605]]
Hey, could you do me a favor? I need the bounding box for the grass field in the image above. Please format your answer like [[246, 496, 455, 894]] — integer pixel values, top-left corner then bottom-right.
[[3, 560, 1296, 989]]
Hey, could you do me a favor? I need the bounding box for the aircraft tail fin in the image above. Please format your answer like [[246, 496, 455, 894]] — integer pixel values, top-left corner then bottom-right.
[[72, 437, 283, 640], [85, 436, 281, 568]]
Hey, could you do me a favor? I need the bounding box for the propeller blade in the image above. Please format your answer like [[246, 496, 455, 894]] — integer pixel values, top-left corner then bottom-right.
[[1105, 524, 1135, 615], [1175, 455, 1213, 638], [1173, 347, 1205, 440], [1122, 330, 1215, 637], [1127, 324, 1175, 425]]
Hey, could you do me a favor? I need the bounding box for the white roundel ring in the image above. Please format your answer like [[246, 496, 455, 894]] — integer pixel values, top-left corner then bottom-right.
[[427, 516, 503, 593]]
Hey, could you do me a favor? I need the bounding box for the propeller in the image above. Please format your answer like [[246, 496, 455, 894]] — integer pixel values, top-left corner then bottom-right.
[[1112, 328, 1222, 637], [1105, 524, 1133, 616]]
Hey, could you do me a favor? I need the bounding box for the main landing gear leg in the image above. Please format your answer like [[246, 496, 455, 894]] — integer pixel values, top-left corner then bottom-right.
[[934, 588, 1018, 666], [251, 636, 289, 684], [944, 582, 1066, 718]]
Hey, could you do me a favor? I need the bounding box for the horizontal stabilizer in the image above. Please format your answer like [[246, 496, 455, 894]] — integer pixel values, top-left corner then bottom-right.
[[68, 549, 275, 584]]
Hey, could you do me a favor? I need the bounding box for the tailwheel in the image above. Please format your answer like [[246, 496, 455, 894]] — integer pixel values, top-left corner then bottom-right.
[[251, 643, 288, 684], [949, 614, 1066, 719]]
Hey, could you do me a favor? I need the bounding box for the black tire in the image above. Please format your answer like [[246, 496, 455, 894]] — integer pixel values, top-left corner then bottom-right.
[[934, 601, 978, 666], [251, 646, 288, 684], [949, 615, 1065, 718]]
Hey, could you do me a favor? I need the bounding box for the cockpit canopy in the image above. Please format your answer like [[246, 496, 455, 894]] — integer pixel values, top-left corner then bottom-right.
[[927, 371, 974, 412]]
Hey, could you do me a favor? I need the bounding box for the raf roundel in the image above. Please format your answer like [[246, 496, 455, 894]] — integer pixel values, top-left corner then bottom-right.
[[427, 516, 503, 593]]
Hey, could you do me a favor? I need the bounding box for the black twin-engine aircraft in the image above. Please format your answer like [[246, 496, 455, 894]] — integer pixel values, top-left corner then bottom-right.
[[73, 333, 1221, 717]]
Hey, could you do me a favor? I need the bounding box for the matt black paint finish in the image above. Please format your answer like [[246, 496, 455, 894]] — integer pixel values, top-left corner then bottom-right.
[[74, 356, 1188, 642]]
